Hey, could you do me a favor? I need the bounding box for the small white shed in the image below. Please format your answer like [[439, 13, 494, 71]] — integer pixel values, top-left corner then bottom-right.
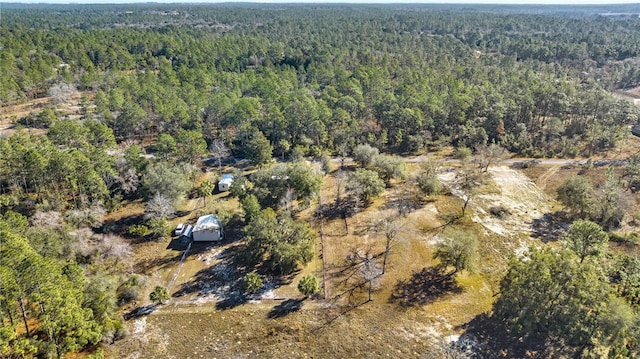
[[192, 214, 223, 242], [218, 174, 234, 192]]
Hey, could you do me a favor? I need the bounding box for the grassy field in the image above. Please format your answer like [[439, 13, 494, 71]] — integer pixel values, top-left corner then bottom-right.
[[103, 135, 640, 359], [104, 160, 568, 358]]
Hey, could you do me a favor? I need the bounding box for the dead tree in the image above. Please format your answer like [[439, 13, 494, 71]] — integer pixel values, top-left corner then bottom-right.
[[209, 139, 230, 174], [360, 254, 382, 302]]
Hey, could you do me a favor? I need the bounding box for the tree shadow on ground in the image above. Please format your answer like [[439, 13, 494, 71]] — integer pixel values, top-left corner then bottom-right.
[[186, 239, 229, 257], [379, 186, 424, 215], [459, 313, 546, 358], [317, 281, 373, 328], [101, 213, 145, 236], [267, 298, 304, 319], [123, 304, 157, 321], [531, 212, 569, 243], [172, 245, 248, 310], [315, 200, 351, 222], [388, 266, 462, 307], [174, 209, 192, 217], [135, 252, 183, 272]]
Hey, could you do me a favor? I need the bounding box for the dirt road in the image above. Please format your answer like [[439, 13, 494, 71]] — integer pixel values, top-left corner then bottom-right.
[[332, 155, 627, 167]]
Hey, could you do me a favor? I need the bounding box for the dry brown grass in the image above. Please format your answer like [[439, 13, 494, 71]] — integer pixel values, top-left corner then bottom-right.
[[521, 163, 640, 257], [107, 166, 525, 358], [0, 92, 88, 137], [106, 155, 640, 358]]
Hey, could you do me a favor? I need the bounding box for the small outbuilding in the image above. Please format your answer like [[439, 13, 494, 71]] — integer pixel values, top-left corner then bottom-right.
[[218, 174, 234, 192], [192, 214, 223, 242]]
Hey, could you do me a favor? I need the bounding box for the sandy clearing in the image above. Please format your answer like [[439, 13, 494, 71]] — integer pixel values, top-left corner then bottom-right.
[[133, 317, 147, 335], [440, 166, 554, 239]]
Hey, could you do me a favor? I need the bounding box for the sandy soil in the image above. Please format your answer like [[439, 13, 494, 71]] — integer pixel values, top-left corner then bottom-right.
[[107, 165, 549, 359], [440, 165, 556, 241], [0, 92, 87, 137]]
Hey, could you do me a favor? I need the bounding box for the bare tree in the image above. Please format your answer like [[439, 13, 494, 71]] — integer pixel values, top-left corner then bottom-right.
[[30, 210, 64, 229], [65, 204, 106, 228], [343, 247, 383, 302], [209, 139, 230, 174], [475, 143, 508, 173], [145, 193, 175, 220], [419, 157, 442, 178], [338, 143, 350, 170], [332, 170, 349, 233], [108, 157, 140, 195], [100, 234, 133, 265], [48, 82, 78, 104], [73, 230, 133, 269], [381, 216, 404, 274], [456, 161, 485, 217], [119, 168, 140, 194], [595, 167, 630, 229], [334, 170, 348, 208], [460, 194, 472, 218], [360, 254, 382, 302]]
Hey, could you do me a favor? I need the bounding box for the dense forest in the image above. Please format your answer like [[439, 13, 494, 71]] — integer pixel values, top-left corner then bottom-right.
[[1, 3, 640, 358], [2, 4, 640, 158]]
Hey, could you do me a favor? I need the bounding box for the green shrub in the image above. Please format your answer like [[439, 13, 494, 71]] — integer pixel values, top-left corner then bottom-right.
[[416, 173, 442, 196], [149, 285, 170, 304], [454, 147, 472, 160], [128, 224, 150, 237], [243, 272, 263, 294], [147, 218, 169, 240], [298, 274, 322, 298]]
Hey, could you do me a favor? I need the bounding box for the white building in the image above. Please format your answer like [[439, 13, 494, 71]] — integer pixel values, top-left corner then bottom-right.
[[192, 214, 223, 242], [218, 174, 234, 192]]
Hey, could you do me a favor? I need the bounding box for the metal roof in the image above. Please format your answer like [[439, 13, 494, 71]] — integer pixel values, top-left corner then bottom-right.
[[219, 174, 234, 185], [193, 214, 221, 232]]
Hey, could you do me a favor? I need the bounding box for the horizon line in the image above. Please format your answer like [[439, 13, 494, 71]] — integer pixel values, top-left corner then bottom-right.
[[2, 1, 640, 5]]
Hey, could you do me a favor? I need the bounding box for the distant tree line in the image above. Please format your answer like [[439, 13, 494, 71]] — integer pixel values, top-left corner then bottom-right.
[[2, 4, 639, 160]]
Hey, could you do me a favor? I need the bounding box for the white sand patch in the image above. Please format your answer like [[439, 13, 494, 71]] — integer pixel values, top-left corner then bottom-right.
[[445, 334, 460, 343], [196, 247, 223, 265], [439, 166, 553, 239], [189, 294, 218, 305], [396, 322, 443, 341], [261, 290, 277, 300], [426, 234, 444, 246], [133, 317, 147, 335]]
